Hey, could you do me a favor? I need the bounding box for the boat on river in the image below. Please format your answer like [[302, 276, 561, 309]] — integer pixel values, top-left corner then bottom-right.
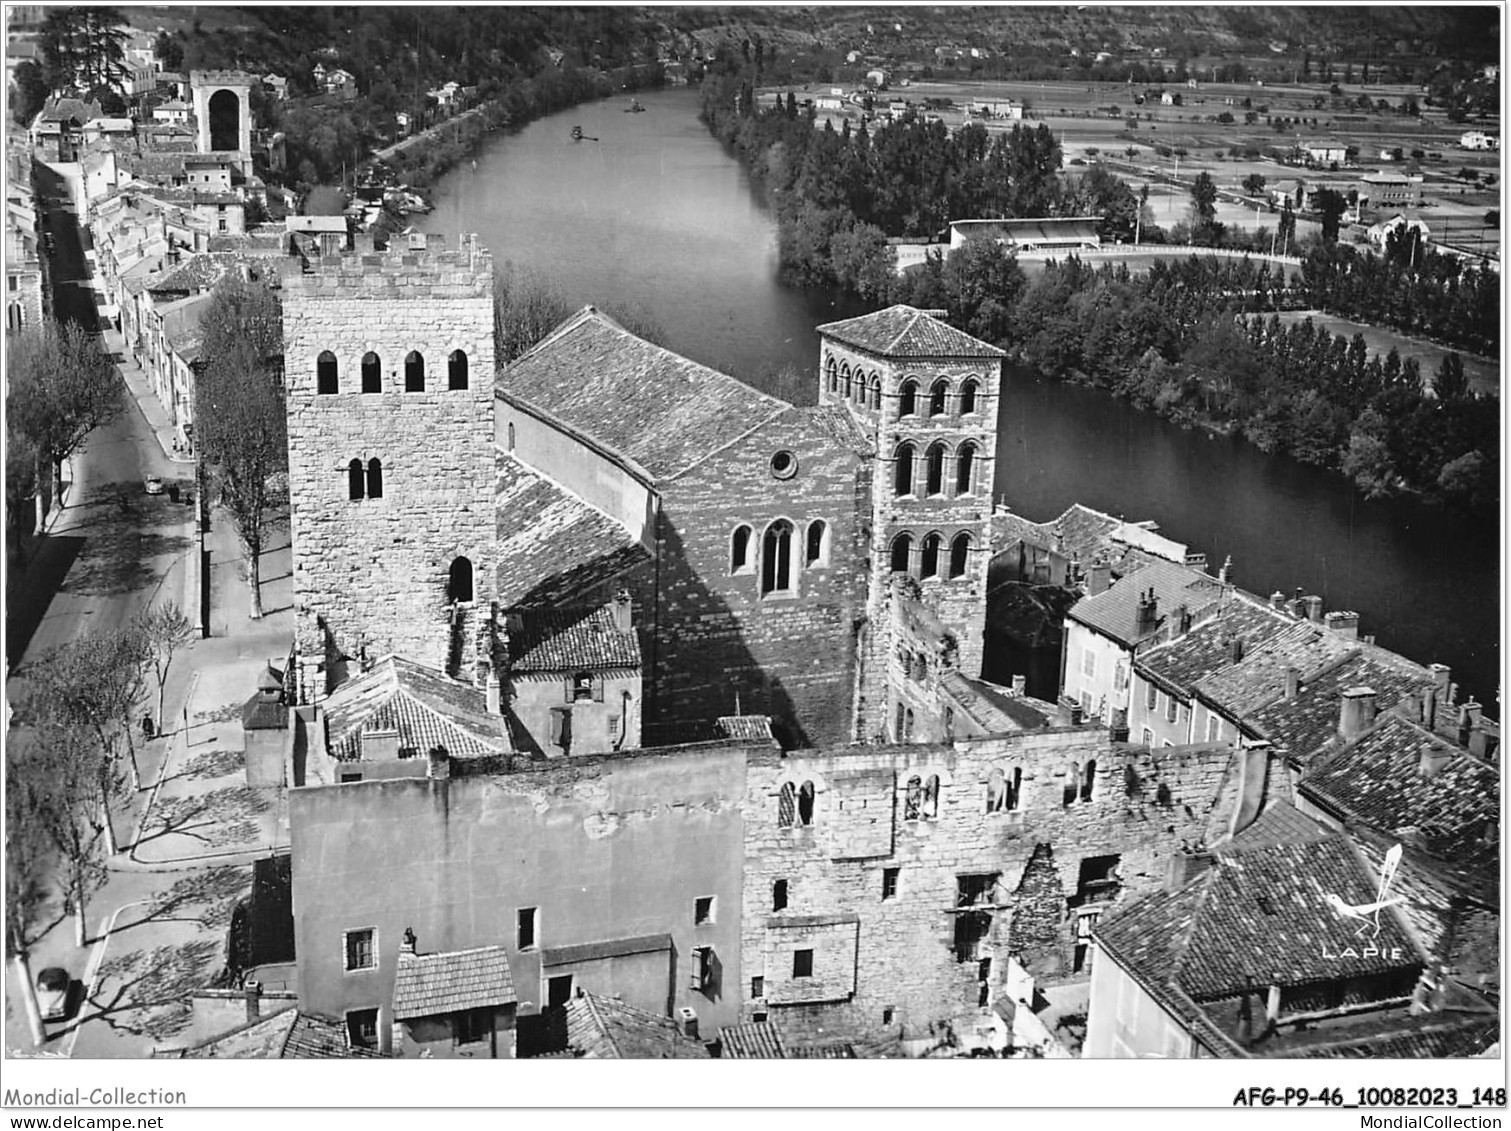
[[625, 98, 645, 113]]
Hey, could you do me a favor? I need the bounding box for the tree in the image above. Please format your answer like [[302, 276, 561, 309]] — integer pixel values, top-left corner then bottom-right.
[[1433, 353, 1469, 401], [1242, 173, 1266, 195], [7, 321, 122, 533], [154, 30, 184, 72], [11, 61, 50, 125], [39, 6, 127, 96], [1189, 171, 1218, 225], [27, 717, 113, 948], [1313, 188, 1347, 243], [1485, 210, 1500, 230], [195, 280, 289, 620], [5, 741, 50, 1044], [139, 601, 196, 728]]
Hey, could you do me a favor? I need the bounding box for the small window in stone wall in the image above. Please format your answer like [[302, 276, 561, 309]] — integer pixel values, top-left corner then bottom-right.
[[730, 525, 753, 574], [347, 458, 365, 500], [948, 532, 971, 579], [922, 774, 940, 819], [903, 774, 922, 820], [777, 782, 796, 828], [797, 780, 815, 825], [929, 378, 950, 417], [405, 350, 425, 392], [1080, 759, 1097, 803], [361, 351, 380, 393], [751, 976, 765, 999], [894, 444, 915, 497], [920, 532, 942, 578], [761, 519, 794, 595], [925, 443, 947, 496], [804, 520, 829, 568], [317, 351, 339, 393], [898, 379, 918, 417], [870, 375, 881, 410], [772, 879, 788, 911], [448, 349, 468, 390], [960, 378, 979, 415], [793, 949, 814, 978], [366, 458, 383, 499], [881, 867, 899, 900]]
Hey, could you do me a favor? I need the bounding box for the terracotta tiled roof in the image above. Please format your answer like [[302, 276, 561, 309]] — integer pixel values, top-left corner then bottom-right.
[[281, 1012, 387, 1058], [170, 1010, 386, 1058], [719, 1020, 787, 1058], [494, 453, 649, 610], [1256, 1012, 1499, 1059], [509, 605, 640, 673], [1300, 712, 1499, 866], [1194, 621, 1355, 720], [715, 715, 778, 743], [799, 404, 875, 456], [145, 251, 238, 296], [324, 655, 509, 762], [817, 304, 1005, 358], [1248, 648, 1432, 769], [391, 945, 516, 1021], [501, 307, 789, 480], [1137, 594, 1294, 697], [561, 992, 711, 1059], [1097, 809, 1422, 1004], [1068, 557, 1221, 649]]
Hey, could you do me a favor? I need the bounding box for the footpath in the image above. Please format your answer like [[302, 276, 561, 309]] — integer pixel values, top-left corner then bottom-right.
[[5, 339, 294, 1058]]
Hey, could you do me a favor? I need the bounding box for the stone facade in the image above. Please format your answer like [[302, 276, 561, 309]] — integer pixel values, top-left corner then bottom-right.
[[282, 235, 497, 690], [739, 730, 1257, 1046], [817, 330, 1001, 739], [624, 406, 872, 748]]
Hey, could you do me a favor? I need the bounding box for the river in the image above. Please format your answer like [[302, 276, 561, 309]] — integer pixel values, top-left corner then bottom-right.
[[420, 87, 1501, 714]]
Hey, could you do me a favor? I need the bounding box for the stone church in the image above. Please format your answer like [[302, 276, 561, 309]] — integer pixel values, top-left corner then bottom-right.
[[281, 231, 1006, 759]]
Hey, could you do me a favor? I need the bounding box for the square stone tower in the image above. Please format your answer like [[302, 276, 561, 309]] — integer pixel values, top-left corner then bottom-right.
[[189, 70, 255, 174], [815, 306, 1004, 737], [282, 233, 497, 697]]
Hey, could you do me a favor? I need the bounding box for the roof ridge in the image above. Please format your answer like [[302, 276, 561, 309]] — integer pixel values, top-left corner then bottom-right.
[[1166, 865, 1218, 984], [580, 991, 619, 1058]]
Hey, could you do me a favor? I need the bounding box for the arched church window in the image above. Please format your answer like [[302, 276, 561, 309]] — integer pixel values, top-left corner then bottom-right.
[[405, 351, 425, 392], [890, 533, 913, 574], [894, 443, 915, 497], [960, 378, 979, 415], [925, 443, 948, 496], [929, 379, 950, 417], [949, 532, 971, 579], [870, 375, 882, 410], [920, 532, 943, 579], [449, 557, 474, 604], [761, 519, 794, 596], [448, 350, 468, 390], [956, 443, 977, 496], [367, 458, 383, 499], [805, 520, 829, 568], [361, 351, 380, 393], [731, 525, 753, 574], [347, 458, 365, 500], [318, 351, 339, 394], [898, 379, 918, 417]]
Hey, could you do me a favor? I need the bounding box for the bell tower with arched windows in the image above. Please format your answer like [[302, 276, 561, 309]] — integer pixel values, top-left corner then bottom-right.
[[282, 233, 498, 699], [816, 306, 1004, 736]]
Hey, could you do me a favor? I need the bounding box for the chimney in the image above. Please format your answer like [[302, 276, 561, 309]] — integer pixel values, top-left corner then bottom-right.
[[1235, 977, 1255, 1047], [1058, 696, 1083, 726], [1467, 726, 1490, 760], [1339, 686, 1377, 740], [1228, 636, 1245, 664], [1283, 667, 1300, 700], [244, 978, 262, 1023], [1109, 706, 1129, 743], [1429, 663, 1451, 701], [1456, 704, 1473, 747], [1422, 685, 1438, 730], [1165, 851, 1215, 892], [1087, 562, 1112, 596], [427, 747, 451, 780], [486, 672, 501, 715], [1218, 555, 1233, 585], [1269, 590, 1287, 611], [1135, 588, 1159, 634], [1464, 698, 1483, 729], [1168, 604, 1189, 639], [1011, 674, 1027, 696], [1419, 741, 1453, 778], [1323, 610, 1359, 641], [1303, 595, 1323, 623], [611, 587, 633, 633], [1265, 983, 1282, 1030], [400, 927, 417, 955], [474, 658, 489, 690], [675, 1006, 699, 1041]]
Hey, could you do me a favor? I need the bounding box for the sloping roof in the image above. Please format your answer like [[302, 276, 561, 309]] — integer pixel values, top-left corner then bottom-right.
[[495, 453, 649, 610], [1301, 712, 1500, 866], [817, 304, 1005, 358], [509, 605, 640, 673], [1194, 620, 1355, 720], [1248, 647, 1432, 767], [501, 307, 789, 481], [940, 671, 1053, 732], [145, 251, 238, 296], [323, 655, 509, 762], [1256, 1011, 1499, 1059], [170, 1009, 386, 1058], [1068, 557, 1221, 649], [561, 992, 711, 1059], [799, 403, 875, 456], [719, 1020, 788, 1058], [1097, 808, 1421, 1004], [391, 945, 516, 1021], [1136, 593, 1293, 698], [541, 933, 670, 967], [714, 715, 778, 743], [990, 501, 1126, 563], [953, 217, 1102, 244]]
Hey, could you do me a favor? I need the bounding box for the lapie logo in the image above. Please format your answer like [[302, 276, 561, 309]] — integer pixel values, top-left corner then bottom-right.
[[1321, 843, 1407, 961]]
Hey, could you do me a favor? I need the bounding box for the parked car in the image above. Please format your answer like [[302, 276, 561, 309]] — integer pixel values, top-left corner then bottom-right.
[[144, 474, 164, 496], [36, 967, 69, 1022]]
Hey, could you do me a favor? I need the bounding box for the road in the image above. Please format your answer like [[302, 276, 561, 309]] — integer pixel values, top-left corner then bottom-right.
[[4, 163, 199, 1058]]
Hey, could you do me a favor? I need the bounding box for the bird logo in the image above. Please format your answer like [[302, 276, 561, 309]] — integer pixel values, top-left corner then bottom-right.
[[1324, 844, 1404, 939]]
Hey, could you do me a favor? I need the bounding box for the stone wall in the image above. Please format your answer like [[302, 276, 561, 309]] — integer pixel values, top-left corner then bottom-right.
[[628, 407, 871, 748], [739, 730, 1246, 1046], [282, 236, 497, 683]]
